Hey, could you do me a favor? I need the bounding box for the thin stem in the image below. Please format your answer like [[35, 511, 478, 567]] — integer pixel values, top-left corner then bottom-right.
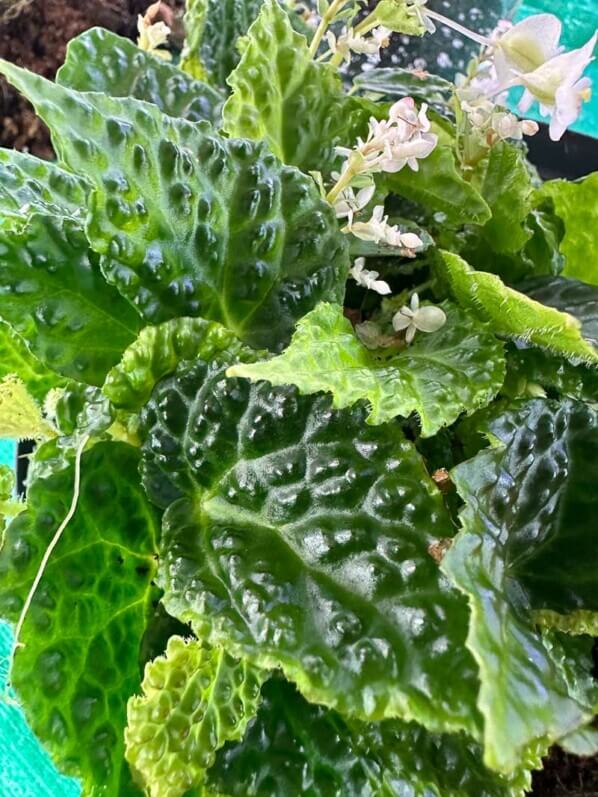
[[308, 0, 348, 57], [326, 166, 356, 205], [3, 433, 89, 698], [353, 11, 379, 36], [425, 9, 492, 47]]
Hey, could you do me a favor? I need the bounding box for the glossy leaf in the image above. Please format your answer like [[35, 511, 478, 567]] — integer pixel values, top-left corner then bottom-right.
[[441, 251, 598, 366], [0, 322, 66, 403], [0, 213, 141, 385], [536, 173, 598, 285], [0, 59, 349, 350], [207, 678, 535, 797], [504, 346, 598, 403], [228, 301, 505, 436], [353, 67, 453, 105], [0, 148, 87, 229], [223, 0, 371, 172], [126, 636, 265, 797], [0, 442, 159, 795], [57, 27, 224, 124], [384, 147, 491, 226], [443, 400, 597, 772], [181, 0, 263, 87], [104, 317, 258, 413], [518, 275, 598, 347], [144, 358, 482, 735]]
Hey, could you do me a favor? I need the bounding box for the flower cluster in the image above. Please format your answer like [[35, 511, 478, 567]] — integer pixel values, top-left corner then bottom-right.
[[327, 25, 393, 65], [137, 1, 172, 60], [344, 207, 423, 255]]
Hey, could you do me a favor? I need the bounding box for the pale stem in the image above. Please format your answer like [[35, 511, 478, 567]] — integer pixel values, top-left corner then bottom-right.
[[326, 165, 356, 204], [424, 9, 492, 47], [3, 433, 89, 698], [308, 0, 351, 57]]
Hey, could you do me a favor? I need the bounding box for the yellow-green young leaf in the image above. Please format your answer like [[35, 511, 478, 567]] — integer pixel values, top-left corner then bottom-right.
[[0, 375, 55, 440], [518, 275, 598, 346], [57, 27, 224, 125], [228, 301, 505, 436], [104, 317, 260, 413], [440, 251, 598, 366], [536, 172, 598, 285], [373, 0, 426, 34], [126, 636, 266, 797], [180, 0, 208, 79], [0, 322, 66, 404], [0, 59, 348, 352], [534, 610, 598, 637], [223, 0, 372, 172]]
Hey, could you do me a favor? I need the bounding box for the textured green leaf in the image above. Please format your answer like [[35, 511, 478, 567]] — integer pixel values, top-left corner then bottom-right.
[[181, 0, 263, 87], [126, 636, 265, 797], [518, 276, 598, 346], [0, 442, 159, 795], [477, 142, 533, 255], [384, 146, 491, 226], [535, 610, 598, 636], [143, 358, 482, 735], [0, 148, 87, 229], [536, 172, 598, 285], [373, 0, 426, 34], [104, 317, 258, 413], [441, 251, 598, 366], [223, 0, 371, 172], [443, 400, 597, 772], [0, 59, 349, 350], [0, 321, 66, 403], [353, 67, 453, 105], [208, 678, 535, 797], [228, 301, 505, 436], [504, 346, 598, 403], [57, 27, 224, 125], [0, 213, 141, 386]]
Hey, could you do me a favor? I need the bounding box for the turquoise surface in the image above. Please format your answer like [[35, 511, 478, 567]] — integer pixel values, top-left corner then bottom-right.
[[0, 440, 15, 470], [510, 0, 598, 137]]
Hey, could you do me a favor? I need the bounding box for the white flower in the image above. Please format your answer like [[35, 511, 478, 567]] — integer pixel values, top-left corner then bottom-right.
[[392, 293, 447, 344], [517, 33, 597, 140], [409, 0, 436, 34], [494, 14, 563, 85], [350, 258, 391, 295], [137, 3, 172, 59], [327, 26, 393, 64], [334, 183, 376, 220], [343, 206, 423, 253]]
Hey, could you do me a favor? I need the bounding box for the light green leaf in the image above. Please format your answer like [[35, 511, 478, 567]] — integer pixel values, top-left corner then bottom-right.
[[125, 636, 266, 797], [0, 442, 159, 795], [384, 146, 491, 226], [228, 301, 505, 436], [535, 610, 598, 636], [440, 251, 598, 366], [0, 59, 349, 350], [223, 0, 372, 172], [181, 0, 263, 87], [373, 0, 426, 34], [560, 726, 598, 756], [207, 678, 536, 797], [0, 213, 141, 386], [0, 148, 87, 230], [536, 172, 598, 285], [0, 322, 66, 403], [0, 374, 55, 440], [144, 358, 482, 736], [518, 275, 598, 346], [57, 27, 224, 124], [443, 399, 597, 772], [104, 317, 259, 413]]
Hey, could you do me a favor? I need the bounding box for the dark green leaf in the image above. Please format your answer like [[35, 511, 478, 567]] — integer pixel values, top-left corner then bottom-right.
[[353, 67, 453, 105], [517, 276, 598, 347], [0, 213, 141, 385], [144, 358, 482, 735], [0, 60, 349, 350], [0, 442, 159, 795], [208, 678, 535, 797], [504, 346, 598, 403], [57, 27, 224, 124]]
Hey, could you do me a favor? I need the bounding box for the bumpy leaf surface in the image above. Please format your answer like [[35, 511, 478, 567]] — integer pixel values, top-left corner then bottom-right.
[[504, 346, 598, 403], [142, 358, 482, 735], [384, 147, 491, 226], [0, 442, 159, 795], [0, 148, 87, 229], [57, 28, 224, 124], [208, 679, 535, 797], [228, 301, 505, 436], [223, 0, 371, 172], [536, 173, 598, 285], [518, 276, 598, 347], [0, 322, 66, 402], [104, 317, 258, 412], [0, 59, 348, 350], [0, 213, 141, 385], [180, 0, 208, 80], [443, 400, 597, 772], [126, 636, 265, 797], [441, 251, 598, 365]]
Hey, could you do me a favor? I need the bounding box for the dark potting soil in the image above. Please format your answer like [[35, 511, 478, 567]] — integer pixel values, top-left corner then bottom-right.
[[2, 1, 597, 794]]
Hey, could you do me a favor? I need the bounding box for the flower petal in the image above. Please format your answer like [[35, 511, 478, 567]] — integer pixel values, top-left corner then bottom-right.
[[414, 306, 447, 333]]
